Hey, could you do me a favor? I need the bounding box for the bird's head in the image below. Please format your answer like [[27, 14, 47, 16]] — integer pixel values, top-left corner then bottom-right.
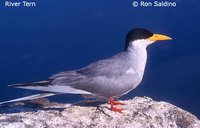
[[124, 28, 172, 51]]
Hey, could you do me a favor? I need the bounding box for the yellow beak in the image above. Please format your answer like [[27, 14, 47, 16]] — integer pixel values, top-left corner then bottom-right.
[[146, 34, 172, 41]]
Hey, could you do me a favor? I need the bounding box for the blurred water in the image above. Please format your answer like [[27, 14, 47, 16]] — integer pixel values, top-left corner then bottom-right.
[[0, 0, 200, 118]]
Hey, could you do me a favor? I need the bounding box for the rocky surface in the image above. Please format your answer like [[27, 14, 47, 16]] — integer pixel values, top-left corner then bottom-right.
[[0, 96, 199, 128]]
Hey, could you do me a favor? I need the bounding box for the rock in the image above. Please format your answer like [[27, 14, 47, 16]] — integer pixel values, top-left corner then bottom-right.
[[0, 97, 199, 128]]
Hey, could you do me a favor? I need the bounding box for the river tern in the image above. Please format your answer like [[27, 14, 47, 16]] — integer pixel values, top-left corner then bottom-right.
[[0, 28, 172, 113]]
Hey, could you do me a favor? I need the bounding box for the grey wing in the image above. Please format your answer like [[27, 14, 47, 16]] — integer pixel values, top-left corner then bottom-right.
[[50, 52, 131, 87], [50, 53, 140, 97]]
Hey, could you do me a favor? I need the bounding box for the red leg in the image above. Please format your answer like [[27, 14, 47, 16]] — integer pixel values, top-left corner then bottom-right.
[[109, 98, 124, 113], [109, 98, 124, 105]]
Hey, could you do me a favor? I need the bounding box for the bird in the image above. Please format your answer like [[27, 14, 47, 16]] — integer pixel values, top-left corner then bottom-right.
[[0, 28, 172, 113]]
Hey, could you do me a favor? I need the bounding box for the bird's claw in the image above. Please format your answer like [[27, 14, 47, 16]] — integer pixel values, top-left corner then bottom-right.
[[109, 97, 124, 113], [110, 107, 124, 113]]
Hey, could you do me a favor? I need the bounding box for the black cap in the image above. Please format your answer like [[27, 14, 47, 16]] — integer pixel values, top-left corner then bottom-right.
[[124, 28, 153, 51]]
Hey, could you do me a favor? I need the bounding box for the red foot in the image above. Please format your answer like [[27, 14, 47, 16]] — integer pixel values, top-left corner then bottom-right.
[[110, 106, 124, 113], [109, 98, 124, 113]]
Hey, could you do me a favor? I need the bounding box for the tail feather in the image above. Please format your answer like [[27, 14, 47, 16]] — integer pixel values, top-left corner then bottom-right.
[[8, 80, 52, 87], [0, 92, 55, 105], [8, 80, 92, 95]]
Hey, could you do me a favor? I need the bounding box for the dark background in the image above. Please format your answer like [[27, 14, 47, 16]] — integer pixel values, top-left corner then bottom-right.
[[0, 0, 199, 118]]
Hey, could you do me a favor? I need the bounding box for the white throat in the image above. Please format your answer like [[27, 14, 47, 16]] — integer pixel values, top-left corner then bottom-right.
[[126, 39, 154, 78]]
